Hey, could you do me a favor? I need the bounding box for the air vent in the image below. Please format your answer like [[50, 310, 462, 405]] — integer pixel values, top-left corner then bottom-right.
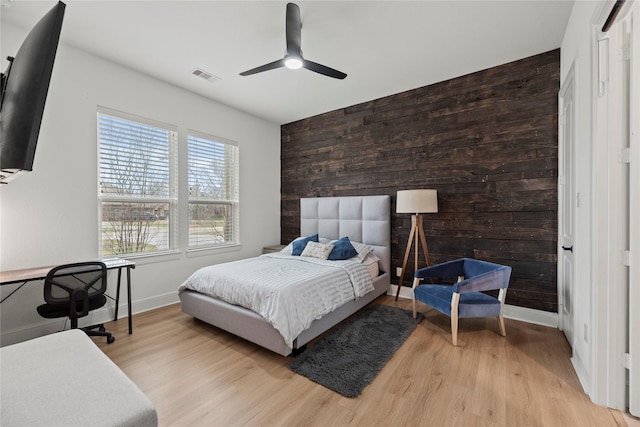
[[191, 68, 221, 83]]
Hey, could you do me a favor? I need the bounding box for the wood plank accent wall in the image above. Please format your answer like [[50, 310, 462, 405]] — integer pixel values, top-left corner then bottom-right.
[[280, 49, 560, 312]]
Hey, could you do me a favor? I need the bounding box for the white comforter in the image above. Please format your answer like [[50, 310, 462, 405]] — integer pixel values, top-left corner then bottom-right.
[[178, 253, 374, 347]]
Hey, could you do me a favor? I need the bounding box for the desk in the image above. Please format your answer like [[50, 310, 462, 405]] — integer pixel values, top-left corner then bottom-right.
[[0, 258, 135, 334]]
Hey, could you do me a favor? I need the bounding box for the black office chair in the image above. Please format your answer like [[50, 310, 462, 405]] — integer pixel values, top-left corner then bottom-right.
[[37, 261, 115, 344]]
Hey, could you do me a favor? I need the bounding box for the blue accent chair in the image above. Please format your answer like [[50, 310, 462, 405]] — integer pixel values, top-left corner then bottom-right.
[[412, 258, 512, 346]]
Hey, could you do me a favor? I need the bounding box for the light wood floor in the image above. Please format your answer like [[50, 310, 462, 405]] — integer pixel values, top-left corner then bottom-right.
[[97, 296, 635, 427]]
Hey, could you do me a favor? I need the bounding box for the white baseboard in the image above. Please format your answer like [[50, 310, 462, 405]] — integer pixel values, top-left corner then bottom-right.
[[5, 286, 559, 347], [0, 291, 180, 347], [503, 304, 559, 328], [388, 284, 414, 300], [571, 354, 590, 396], [389, 284, 559, 328], [129, 290, 180, 316]]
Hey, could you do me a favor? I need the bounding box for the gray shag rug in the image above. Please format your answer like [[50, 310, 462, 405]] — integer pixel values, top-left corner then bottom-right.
[[288, 304, 423, 398]]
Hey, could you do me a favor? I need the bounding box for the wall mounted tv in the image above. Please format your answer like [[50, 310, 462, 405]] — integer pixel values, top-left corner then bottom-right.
[[0, 1, 65, 183]]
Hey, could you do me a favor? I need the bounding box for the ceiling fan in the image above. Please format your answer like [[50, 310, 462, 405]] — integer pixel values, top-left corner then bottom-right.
[[239, 3, 347, 80]]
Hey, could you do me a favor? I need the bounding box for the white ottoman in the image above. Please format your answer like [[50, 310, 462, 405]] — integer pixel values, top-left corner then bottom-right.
[[1, 329, 158, 427]]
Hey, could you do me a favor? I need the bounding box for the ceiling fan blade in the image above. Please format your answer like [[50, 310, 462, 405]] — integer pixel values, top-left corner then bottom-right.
[[286, 2, 302, 56], [302, 59, 347, 80], [239, 59, 285, 76], [241, 3, 346, 80]]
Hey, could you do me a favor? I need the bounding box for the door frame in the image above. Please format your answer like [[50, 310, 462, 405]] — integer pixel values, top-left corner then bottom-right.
[[626, 0, 639, 416]]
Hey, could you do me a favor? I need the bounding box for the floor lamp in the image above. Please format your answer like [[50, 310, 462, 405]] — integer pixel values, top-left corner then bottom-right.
[[395, 189, 438, 301]]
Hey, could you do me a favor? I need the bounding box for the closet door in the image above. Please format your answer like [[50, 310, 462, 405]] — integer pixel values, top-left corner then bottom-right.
[[558, 66, 575, 347]]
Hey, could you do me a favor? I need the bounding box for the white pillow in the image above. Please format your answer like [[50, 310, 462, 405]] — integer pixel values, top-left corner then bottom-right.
[[281, 236, 332, 254], [350, 241, 374, 263], [361, 251, 380, 266], [301, 242, 334, 260]]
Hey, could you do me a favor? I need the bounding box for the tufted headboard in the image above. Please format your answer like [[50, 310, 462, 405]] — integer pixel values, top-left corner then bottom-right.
[[300, 195, 391, 274]]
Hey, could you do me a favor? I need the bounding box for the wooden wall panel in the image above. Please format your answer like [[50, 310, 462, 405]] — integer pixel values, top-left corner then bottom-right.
[[280, 49, 560, 312]]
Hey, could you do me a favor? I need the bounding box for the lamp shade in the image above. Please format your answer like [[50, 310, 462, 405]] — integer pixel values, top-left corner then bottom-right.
[[396, 189, 438, 214]]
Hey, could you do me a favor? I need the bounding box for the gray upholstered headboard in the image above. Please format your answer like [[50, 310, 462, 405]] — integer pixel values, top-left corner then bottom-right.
[[300, 195, 391, 274]]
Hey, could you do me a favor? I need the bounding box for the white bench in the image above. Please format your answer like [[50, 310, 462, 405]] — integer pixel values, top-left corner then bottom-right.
[[1, 329, 157, 427]]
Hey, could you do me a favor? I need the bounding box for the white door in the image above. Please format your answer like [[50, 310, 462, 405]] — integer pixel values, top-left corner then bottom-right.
[[558, 65, 575, 346]]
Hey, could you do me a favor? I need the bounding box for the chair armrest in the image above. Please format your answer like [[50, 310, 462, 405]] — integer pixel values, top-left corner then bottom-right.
[[453, 266, 512, 293], [414, 258, 465, 280]]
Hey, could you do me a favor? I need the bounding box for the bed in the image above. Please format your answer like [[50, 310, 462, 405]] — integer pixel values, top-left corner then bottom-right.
[[179, 195, 391, 356]]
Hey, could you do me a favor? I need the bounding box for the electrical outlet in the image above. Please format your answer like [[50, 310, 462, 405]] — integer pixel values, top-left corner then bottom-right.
[[396, 267, 403, 277]]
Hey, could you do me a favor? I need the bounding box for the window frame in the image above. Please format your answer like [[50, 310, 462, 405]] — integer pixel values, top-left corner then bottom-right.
[[187, 130, 240, 250], [97, 107, 179, 258]]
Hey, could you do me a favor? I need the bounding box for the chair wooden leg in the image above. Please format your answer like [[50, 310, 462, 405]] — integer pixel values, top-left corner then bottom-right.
[[451, 293, 460, 346], [498, 315, 506, 337], [497, 288, 507, 337], [412, 278, 422, 319]]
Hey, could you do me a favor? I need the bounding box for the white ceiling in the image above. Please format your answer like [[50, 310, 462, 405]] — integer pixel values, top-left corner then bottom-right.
[[1, 0, 574, 125]]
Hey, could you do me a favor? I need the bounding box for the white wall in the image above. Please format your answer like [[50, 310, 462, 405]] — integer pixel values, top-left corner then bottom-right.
[[0, 22, 281, 345]]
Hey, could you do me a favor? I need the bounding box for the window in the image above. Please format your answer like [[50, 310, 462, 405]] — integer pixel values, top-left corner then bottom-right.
[[188, 132, 239, 249], [98, 109, 177, 257], [97, 108, 241, 257]]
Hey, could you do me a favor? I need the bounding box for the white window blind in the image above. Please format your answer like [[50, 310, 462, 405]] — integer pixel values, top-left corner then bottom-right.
[[98, 109, 177, 256], [188, 132, 239, 248]]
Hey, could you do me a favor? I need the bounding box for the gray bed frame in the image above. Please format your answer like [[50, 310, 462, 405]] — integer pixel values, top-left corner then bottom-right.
[[179, 195, 391, 356]]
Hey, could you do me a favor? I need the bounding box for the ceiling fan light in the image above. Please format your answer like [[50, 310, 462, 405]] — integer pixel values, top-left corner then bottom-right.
[[285, 56, 303, 70]]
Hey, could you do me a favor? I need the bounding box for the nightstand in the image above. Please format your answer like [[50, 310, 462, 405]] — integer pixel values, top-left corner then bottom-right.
[[263, 244, 286, 254]]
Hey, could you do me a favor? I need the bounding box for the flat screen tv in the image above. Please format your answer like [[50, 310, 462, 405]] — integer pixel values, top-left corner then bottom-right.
[[0, 1, 65, 183]]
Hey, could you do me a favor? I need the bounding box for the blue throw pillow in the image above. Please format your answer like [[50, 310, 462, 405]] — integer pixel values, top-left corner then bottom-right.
[[328, 236, 358, 261], [291, 234, 319, 256]]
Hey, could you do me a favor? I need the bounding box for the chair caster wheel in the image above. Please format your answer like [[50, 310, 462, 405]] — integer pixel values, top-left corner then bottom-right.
[[107, 336, 115, 344]]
